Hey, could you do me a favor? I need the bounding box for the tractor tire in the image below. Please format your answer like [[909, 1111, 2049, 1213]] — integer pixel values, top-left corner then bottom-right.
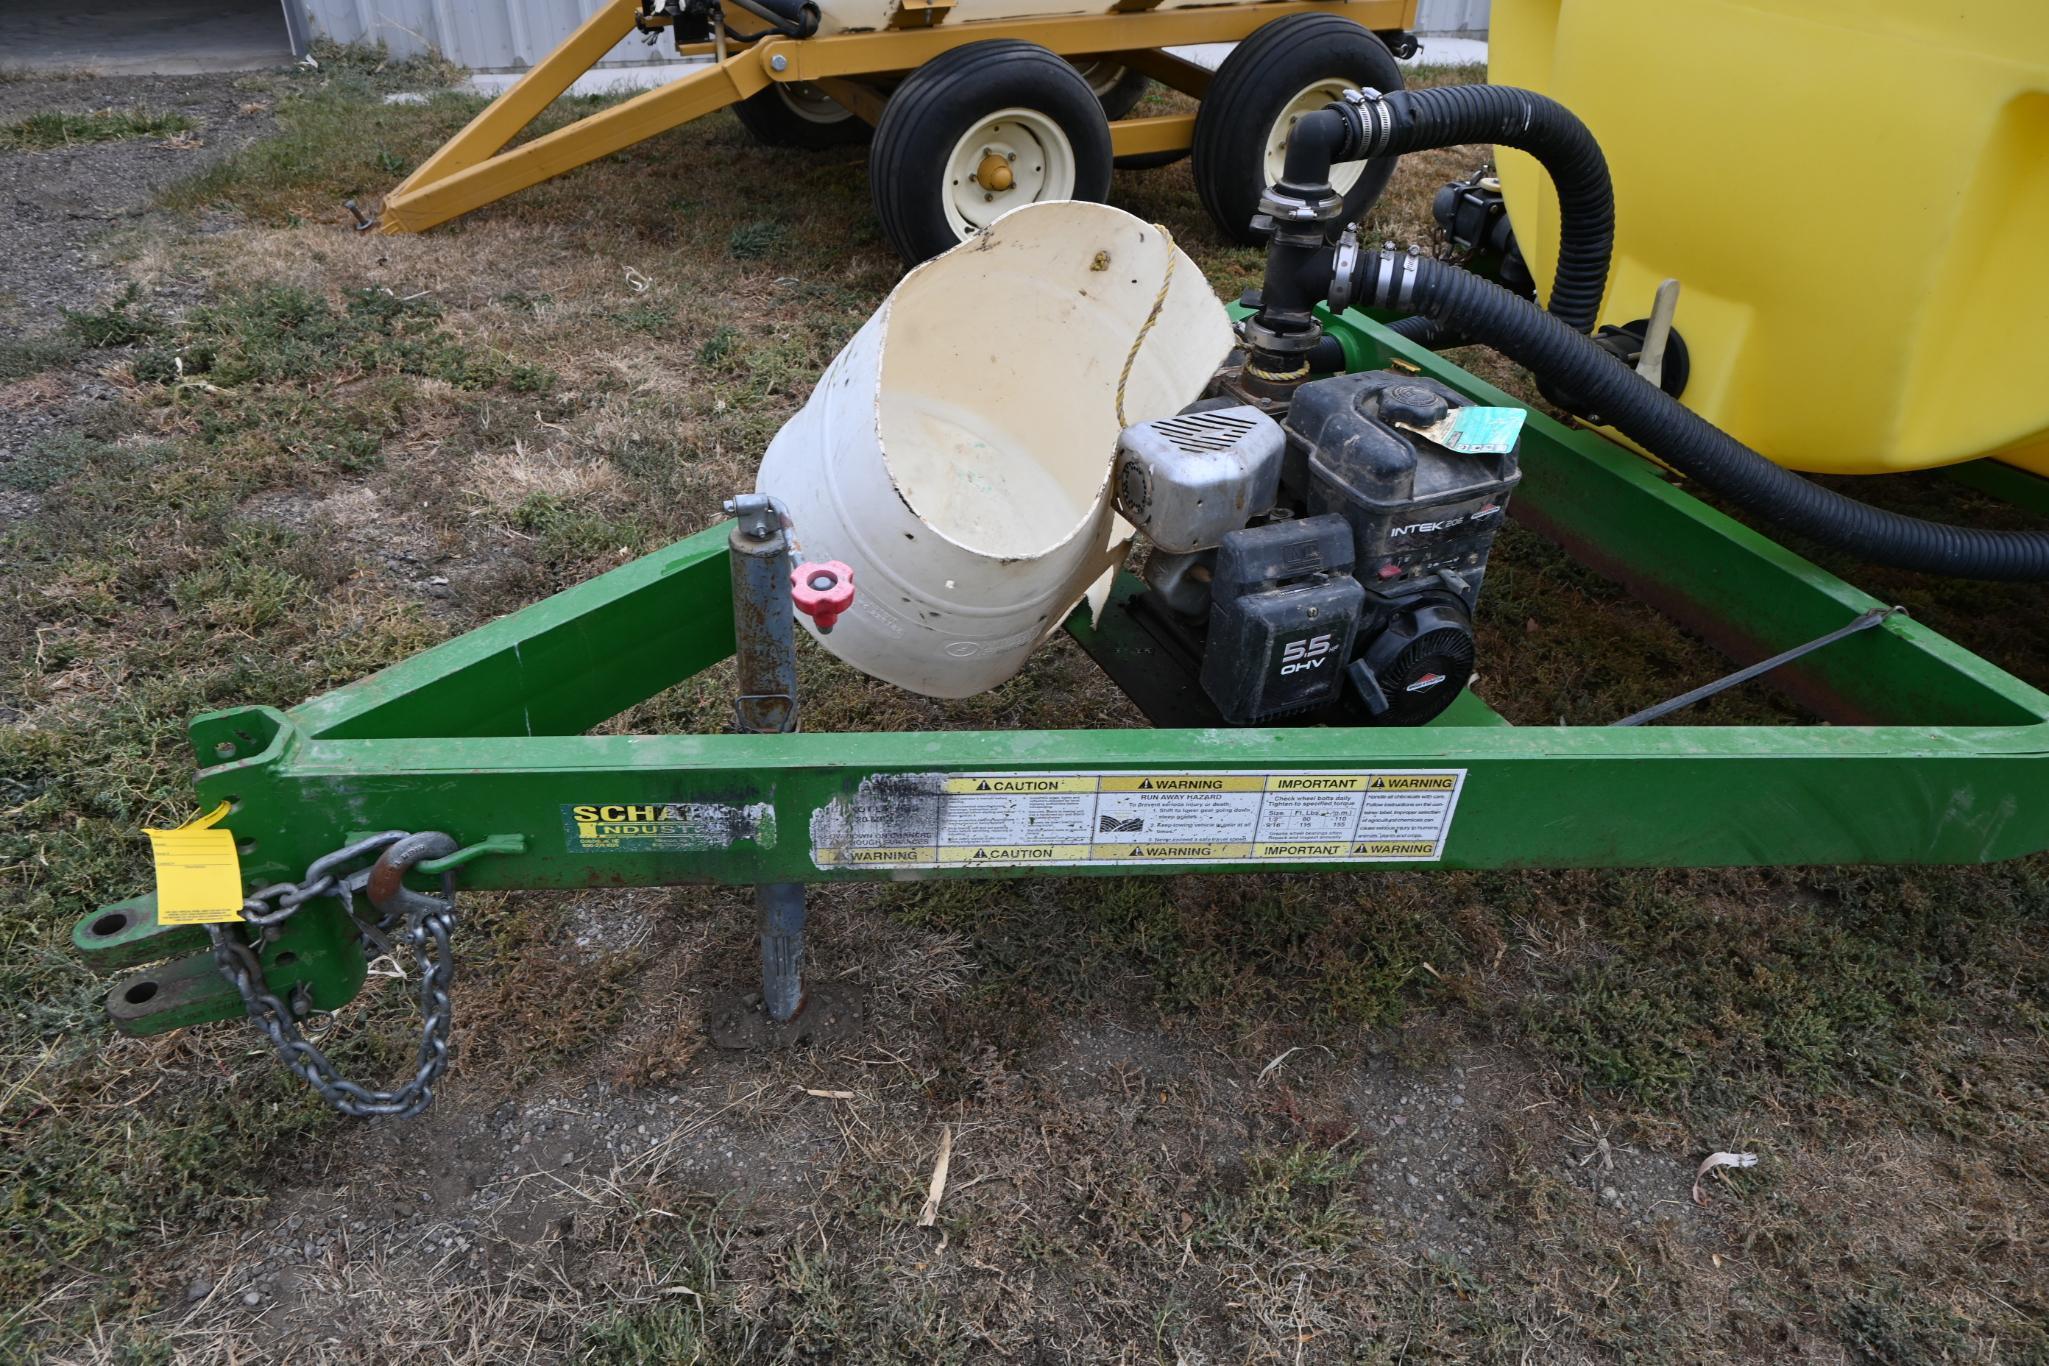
[[869, 40, 1114, 266], [1083, 57, 1187, 168], [733, 82, 871, 148], [1191, 15, 1405, 244], [1072, 59, 1152, 120]]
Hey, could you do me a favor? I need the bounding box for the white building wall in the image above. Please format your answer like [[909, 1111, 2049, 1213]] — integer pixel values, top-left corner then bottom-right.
[[1415, 0, 1488, 34], [304, 0, 677, 69]]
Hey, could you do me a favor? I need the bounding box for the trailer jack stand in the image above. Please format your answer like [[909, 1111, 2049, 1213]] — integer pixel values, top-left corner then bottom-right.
[[709, 495, 864, 1049], [710, 875, 863, 1051], [757, 881, 807, 1021]]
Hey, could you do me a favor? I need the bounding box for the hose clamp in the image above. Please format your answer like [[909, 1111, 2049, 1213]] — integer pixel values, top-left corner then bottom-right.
[[1340, 86, 1393, 154], [1257, 182, 1345, 227], [1396, 248, 1423, 309], [1324, 92, 1365, 154], [1373, 246, 1397, 307], [1328, 228, 1362, 315]]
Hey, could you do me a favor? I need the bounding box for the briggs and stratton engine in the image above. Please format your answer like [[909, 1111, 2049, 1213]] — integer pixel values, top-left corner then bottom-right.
[[1111, 369, 1521, 727]]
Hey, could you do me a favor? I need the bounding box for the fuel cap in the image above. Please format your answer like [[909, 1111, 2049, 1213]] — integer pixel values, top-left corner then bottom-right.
[[1378, 382, 1450, 427]]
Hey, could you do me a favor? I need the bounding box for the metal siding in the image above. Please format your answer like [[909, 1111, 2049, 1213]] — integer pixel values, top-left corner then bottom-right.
[[303, 0, 675, 67], [1414, 0, 1488, 34], [279, 0, 315, 55]]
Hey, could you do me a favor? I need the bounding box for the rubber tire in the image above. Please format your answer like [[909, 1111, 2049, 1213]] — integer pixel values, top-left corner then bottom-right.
[[732, 83, 871, 149], [1087, 60, 1186, 169], [1191, 15, 1405, 245], [870, 40, 1114, 266], [1074, 61, 1152, 121]]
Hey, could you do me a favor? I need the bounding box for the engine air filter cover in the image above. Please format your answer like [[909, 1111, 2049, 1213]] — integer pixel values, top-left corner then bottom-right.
[[1114, 405, 1284, 554], [1201, 514, 1365, 724]]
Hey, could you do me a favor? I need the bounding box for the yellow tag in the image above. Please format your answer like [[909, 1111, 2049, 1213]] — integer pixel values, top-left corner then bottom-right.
[[144, 800, 244, 925]]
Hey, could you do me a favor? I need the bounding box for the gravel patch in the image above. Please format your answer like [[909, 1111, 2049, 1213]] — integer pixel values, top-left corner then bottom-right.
[[0, 71, 281, 336]]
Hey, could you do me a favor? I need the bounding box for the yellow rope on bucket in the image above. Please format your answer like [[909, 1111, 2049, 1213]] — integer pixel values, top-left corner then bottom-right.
[[1114, 222, 1177, 430]]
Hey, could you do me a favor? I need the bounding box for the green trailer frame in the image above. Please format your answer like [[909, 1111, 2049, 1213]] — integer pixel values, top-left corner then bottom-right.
[[79, 306, 2049, 1037]]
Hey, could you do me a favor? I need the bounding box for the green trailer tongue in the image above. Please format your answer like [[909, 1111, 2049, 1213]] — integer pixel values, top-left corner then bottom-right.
[[80, 69, 2049, 1117], [81, 302, 2049, 1115]]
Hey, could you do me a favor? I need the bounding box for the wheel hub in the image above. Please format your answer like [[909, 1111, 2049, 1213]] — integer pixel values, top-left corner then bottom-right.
[[975, 151, 1016, 193], [778, 82, 854, 125], [944, 108, 1076, 238]]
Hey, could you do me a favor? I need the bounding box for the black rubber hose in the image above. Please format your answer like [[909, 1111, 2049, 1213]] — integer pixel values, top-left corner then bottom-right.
[[1307, 334, 1347, 373], [1386, 314, 1458, 347], [726, 0, 818, 37], [1265, 90, 1608, 350], [1346, 250, 2049, 580], [1345, 86, 1613, 335]]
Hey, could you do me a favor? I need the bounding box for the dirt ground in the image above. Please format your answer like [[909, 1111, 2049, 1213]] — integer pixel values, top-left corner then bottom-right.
[[3, 51, 2048, 1364], [0, 74, 277, 339]]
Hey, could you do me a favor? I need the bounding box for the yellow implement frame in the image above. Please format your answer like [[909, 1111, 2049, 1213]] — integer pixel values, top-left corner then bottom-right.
[[378, 0, 1413, 233]]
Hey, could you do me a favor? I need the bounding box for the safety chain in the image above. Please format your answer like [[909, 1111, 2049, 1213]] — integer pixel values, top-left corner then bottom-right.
[[208, 831, 460, 1119], [238, 831, 410, 926]]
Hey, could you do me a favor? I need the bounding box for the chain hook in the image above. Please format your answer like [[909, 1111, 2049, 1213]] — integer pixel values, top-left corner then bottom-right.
[[208, 829, 464, 1119], [367, 831, 460, 921]]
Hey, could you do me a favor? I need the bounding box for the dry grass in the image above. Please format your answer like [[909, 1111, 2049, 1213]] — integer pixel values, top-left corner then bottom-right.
[[2, 52, 2046, 1364]]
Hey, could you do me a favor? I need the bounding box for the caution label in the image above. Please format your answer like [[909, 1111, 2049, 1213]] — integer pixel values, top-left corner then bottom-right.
[[813, 770, 1463, 869], [943, 776, 1097, 795]]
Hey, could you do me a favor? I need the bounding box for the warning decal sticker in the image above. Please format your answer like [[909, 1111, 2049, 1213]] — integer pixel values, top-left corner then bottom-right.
[[564, 802, 774, 853], [811, 770, 1464, 869]]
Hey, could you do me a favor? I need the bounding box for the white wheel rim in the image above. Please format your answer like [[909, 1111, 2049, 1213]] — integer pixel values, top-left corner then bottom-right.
[[1265, 81, 1372, 195], [942, 107, 1076, 241], [777, 82, 853, 126]]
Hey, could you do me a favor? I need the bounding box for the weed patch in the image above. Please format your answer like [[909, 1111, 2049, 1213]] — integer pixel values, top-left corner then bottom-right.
[[1196, 1144, 1369, 1260], [0, 334, 83, 380], [727, 220, 787, 260], [60, 282, 161, 349], [165, 52, 473, 223], [0, 107, 193, 152], [1512, 864, 2048, 1114], [135, 284, 550, 392]]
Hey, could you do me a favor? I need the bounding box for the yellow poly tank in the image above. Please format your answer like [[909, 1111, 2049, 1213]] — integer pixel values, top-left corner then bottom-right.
[[1487, 0, 2049, 475]]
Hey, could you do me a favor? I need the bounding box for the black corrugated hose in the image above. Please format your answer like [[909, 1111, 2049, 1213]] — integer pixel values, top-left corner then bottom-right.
[[1355, 86, 1613, 334], [1344, 250, 2049, 580], [1384, 314, 1452, 345], [1336, 85, 1613, 347]]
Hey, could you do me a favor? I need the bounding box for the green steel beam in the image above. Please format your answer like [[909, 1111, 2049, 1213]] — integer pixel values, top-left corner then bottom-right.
[[288, 525, 735, 741], [1946, 458, 2049, 522], [191, 719, 2049, 884]]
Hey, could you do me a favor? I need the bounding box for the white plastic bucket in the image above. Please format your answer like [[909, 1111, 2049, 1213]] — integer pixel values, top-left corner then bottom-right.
[[757, 200, 1234, 698]]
